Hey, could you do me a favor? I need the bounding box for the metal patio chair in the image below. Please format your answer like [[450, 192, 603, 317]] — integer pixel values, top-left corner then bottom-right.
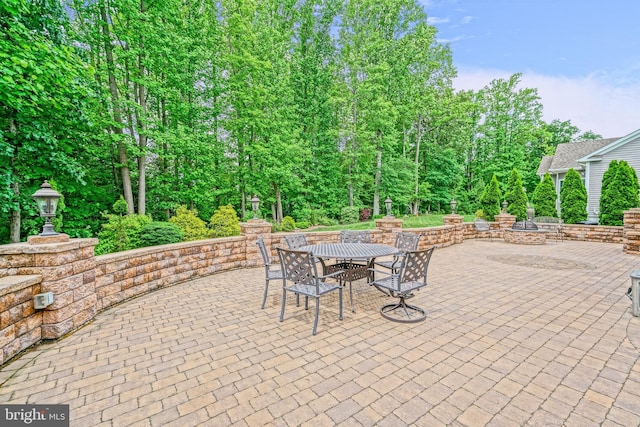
[[369, 246, 435, 323], [284, 233, 308, 249], [277, 247, 344, 335], [374, 232, 421, 273], [256, 237, 282, 309]]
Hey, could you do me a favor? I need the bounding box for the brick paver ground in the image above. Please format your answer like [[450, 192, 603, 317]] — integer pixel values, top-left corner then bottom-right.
[[1, 240, 639, 426]]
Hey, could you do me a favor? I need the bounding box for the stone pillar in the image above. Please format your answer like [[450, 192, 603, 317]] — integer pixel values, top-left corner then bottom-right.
[[623, 208, 640, 254], [443, 214, 464, 244], [495, 213, 516, 230], [7, 236, 99, 339], [374, 217, 403, 246], [241, 220, 273, 267]]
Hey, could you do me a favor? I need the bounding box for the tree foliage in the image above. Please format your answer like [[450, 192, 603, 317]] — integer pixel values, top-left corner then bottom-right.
[[0, 0, 608, 246], [531, 173, 558, 217], [560, 169, 587, 224], [504, 168, 528, 220], [479, 174, 502, 221], [599, 161, 640, 225]]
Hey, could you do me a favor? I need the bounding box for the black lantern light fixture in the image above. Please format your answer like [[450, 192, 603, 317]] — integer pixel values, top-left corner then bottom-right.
[[250, 195, 260, 219], [32, 180, 61, 236], [450, 199, 457, 215], [384, 197, 392, 217]]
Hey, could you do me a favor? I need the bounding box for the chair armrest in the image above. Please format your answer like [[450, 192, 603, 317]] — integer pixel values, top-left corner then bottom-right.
[[319, 270, 345, 280], [368, 267, 395, 277]]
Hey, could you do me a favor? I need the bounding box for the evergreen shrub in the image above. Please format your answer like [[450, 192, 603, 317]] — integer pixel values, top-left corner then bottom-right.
[[139, 222, 184, 247], [504, 168, 528, 220], [209, 205, 241, 238], [560, 168, 587, 224], [169, 205, 208, 241], [600, 161, 640, 225], [479, 175, 501, 221], [531, 173, 558, 217], [340, 206, 360, 224], [296, 221, 310, 229]]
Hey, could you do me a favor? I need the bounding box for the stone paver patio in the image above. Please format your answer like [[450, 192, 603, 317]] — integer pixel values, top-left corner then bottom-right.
[[1, 240, 639, 426]]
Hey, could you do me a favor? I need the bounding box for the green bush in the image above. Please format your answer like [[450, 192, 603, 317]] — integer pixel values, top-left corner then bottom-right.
[[280, 216, 296, 231], [95, 208, 152, 255], [504, 168, 528, 220], [531, 173, 558, 217], [169, 205, 208, 241], [479, 174, 501, 221], [209, 204, 241, 238], [600, 161, 640, 225], [139, 222, 184, 247], [560, 168, 587, 224], [292, 207, 312, 224], [296, 221, 310, 229], [339, 206, 360, 224], [474, 209, 486, 219], [317, 216, 338, 226]]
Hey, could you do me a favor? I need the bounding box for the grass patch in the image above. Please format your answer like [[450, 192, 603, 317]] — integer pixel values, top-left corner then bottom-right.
[[308, 214, 475, 232]]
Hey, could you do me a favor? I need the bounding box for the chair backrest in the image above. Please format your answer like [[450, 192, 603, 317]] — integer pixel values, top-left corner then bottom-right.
[[474, 218, 490, 231], [256, 237, 271, 266], [340, 230, 371, 243], [284, 234, 308, 249], [394, 232, 421, 252], [277, 247, 319, 289], [397, 246, 436, 287]]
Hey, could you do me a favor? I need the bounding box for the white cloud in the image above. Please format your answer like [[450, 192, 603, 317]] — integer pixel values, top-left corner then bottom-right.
[[453, 67, 640, 138], [427, 16, 450, 25], [461, 16, 473, 24]]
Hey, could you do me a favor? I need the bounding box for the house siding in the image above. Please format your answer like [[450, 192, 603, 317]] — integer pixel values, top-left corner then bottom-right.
[[585, 136, 640, 215]]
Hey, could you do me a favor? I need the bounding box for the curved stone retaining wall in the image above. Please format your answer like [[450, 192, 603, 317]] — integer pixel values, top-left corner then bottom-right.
[[1, 212, 638, 366]]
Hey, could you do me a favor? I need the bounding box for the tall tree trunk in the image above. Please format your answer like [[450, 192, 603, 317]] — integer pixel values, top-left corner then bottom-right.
[[373, 143, 382, 216], [412, 114, 422, 215], [273, 183, 283, 224], [100, 2, 134, 213], [8, 119, 21, 243], [9, 182, 20, 243], [136, 0, 148, 215]]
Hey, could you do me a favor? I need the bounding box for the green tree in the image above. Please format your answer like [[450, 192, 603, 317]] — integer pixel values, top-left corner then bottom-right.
[[504, 168, 528, 220], [479, 174, 502, 221], [600, 161, 640, 225], [531, 173, 558, 217], [560, 168, 587, 224], [1, 0, 97, 242]]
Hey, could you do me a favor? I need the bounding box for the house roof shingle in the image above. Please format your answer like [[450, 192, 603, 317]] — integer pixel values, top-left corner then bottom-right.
[[537, 138, 619, 175]]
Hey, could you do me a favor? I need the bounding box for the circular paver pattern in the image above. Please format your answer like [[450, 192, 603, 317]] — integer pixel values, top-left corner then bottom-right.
[[488, 254, 595, 270]]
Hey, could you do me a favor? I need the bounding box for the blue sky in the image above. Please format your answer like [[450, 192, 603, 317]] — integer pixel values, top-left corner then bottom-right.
[[421, 0, 640, 138]]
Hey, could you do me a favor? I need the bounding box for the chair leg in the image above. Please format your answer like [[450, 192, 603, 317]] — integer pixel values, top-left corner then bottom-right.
[[349, 281, 355, 313], [304, 296, 309, 310], [279, 289, 286, 322], [339, 288, 343, 320], [312, 297, 320, 335], [261, 279, 269, 309]]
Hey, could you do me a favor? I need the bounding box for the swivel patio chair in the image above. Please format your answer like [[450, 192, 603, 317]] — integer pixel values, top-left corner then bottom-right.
[[277, 247, 344, 335], [256, 237, 283, 309], [374, 232, 421, 273], [369, 246, 435, 323]]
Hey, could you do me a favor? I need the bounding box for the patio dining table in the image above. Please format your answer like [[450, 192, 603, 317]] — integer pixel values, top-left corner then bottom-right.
[[297, 243, 399, 310]]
